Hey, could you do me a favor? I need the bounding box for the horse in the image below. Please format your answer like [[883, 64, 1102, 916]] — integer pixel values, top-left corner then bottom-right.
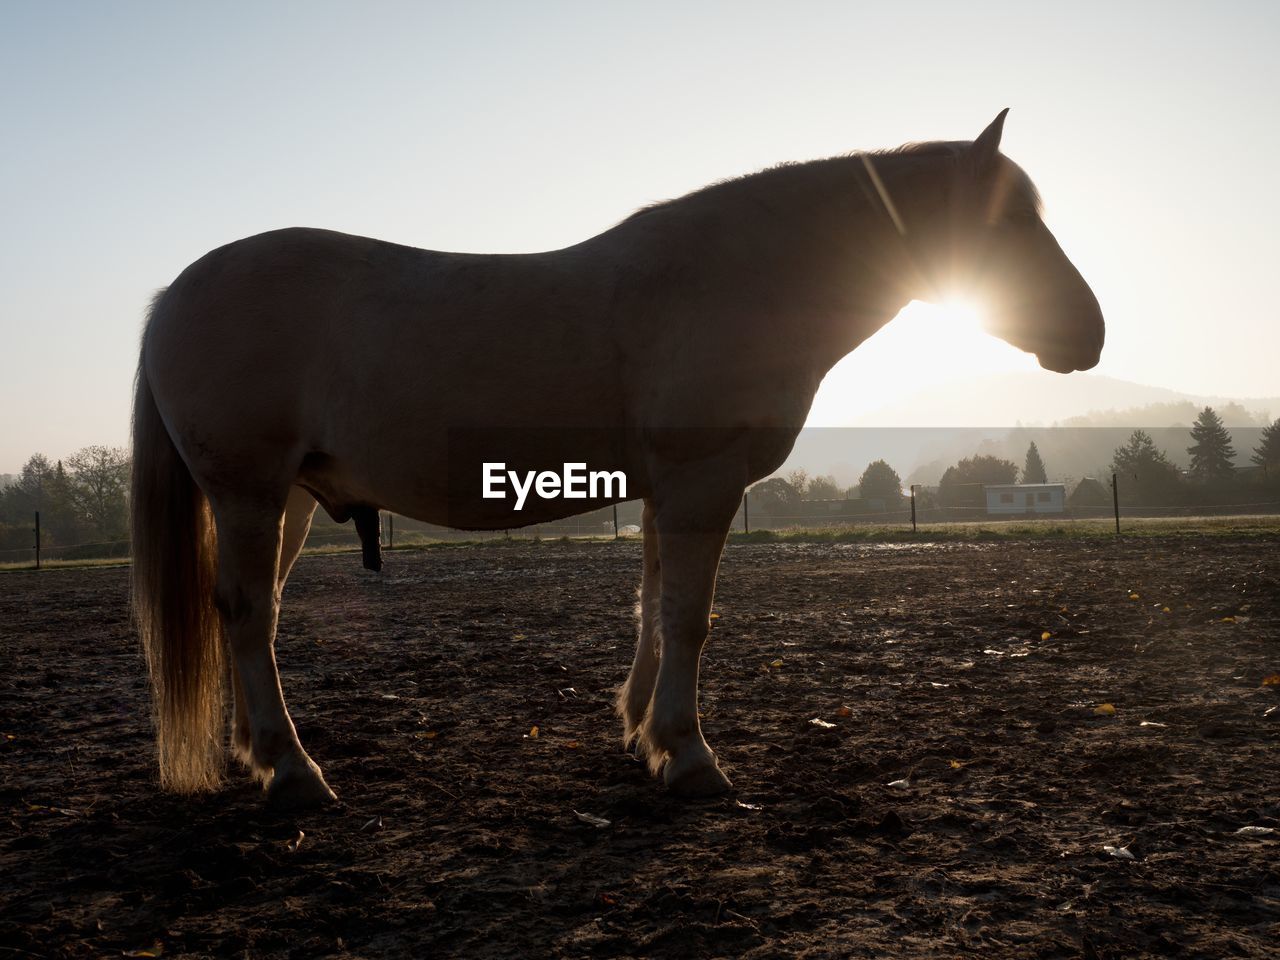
[[131, 110, 1104, 809]]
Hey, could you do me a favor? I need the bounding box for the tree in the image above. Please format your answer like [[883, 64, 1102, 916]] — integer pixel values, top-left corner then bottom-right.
[[858, 460, 903, 503], [1111, 430, 1180, 504], [1022, 442, 1047, 484], [785, 469, 809, 497], [1068, 477, 1110, 508], [0, 453, 55, 522], [938, 454, 1018, 509], [1251, 419, 1280, 474], [748, 477, 802, 518], [804, 475, 842, 500], [66, 445, 130, 539], [0, 452, 86, 549], [1186, 406, 1236, 482]]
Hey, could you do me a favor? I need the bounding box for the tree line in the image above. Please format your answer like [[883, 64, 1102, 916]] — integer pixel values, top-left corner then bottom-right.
[[0, 448, 130, 558], [748, 461, 909, 517], [1094, 407, 1279, 507], [746, 407, 1280, 516], [3, 407, 1277, 557]]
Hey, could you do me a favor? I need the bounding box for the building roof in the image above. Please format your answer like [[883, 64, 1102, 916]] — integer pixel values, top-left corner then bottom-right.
[[982, 483, 1066, 492]]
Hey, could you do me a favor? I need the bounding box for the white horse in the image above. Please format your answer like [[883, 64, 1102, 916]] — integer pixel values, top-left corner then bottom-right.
[[131, 111, 1103, 808]]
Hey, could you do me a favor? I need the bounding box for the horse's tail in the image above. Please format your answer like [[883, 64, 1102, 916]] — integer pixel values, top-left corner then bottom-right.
[[131, 292, 225, 793]]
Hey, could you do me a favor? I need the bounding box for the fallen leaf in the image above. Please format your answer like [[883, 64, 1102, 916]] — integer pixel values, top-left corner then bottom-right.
[[949, 760, 965, 770], [123, 948, 163, 958], [511, 633, 526, 640], [1162, 606, 1171, 614], [1234, 826, 1276, 836], [809, 717, 835, 729], [573, 810, 611, 829], [1093, 703, 1116, 716], [1129, 593, 1140, 600], [836, 705, 852, 717], [527, 726, 539, 739], [1103, 845, 1134, 860], [709, 613, 720, 620], [1261, 674, 1280, 687], [564, 740, 580, 749], [735, 800, 763, 811], [770, 659, 784, 669], [1220, 616, 1236, 623], [1041, 631, 1052, 641]]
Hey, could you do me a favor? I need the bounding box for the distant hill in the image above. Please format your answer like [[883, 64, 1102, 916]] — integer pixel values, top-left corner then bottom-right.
[[846, 372, 1278, 429]]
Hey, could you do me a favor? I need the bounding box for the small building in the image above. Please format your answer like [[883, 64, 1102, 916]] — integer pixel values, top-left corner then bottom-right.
[[983, 483, 1066, 515]]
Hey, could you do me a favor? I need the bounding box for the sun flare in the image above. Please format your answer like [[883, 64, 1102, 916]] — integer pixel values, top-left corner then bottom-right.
[[931, 297, 984, 334], [805, 298, 1042, 426]]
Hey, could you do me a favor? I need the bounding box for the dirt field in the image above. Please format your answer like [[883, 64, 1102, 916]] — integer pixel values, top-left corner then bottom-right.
[[2, 536, 1278, 958]]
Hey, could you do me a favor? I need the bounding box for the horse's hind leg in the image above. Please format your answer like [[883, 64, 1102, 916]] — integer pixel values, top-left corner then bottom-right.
[[617, 501, 661, 744], [213, 492, 335, 809], [231, 485, 316, 772], [635, 476, 739, 797], [277, 485, 318, 589]]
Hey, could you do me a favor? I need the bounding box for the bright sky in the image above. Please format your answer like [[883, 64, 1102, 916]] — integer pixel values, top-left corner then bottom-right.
[[2, 1, 1277, 472]]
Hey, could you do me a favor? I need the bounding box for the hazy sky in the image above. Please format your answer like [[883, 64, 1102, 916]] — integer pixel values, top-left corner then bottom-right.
[[2, 1, 1277, 472]]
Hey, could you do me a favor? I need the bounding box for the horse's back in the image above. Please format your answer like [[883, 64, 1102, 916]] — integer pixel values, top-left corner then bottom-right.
[[144, 227, 632, 517]]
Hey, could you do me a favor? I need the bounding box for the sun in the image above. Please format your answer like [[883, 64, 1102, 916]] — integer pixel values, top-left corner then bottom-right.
[[930, 297, 984, 334], [805, 298, 1041, 426]]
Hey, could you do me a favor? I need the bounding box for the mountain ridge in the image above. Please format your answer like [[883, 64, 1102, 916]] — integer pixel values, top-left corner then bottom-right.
[[844, 372, 1278, 429]]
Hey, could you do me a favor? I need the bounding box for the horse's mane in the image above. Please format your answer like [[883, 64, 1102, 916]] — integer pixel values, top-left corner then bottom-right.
[[620, 139, 1041, 226], [875, 140, 1043, 214]]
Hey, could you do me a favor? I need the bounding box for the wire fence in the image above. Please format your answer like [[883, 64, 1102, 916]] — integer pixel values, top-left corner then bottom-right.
[[6, 491, 1280, 570]]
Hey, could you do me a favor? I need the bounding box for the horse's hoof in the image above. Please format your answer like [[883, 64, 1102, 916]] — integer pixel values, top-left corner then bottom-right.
[[266, 756, 337, 810], [664, 759, 732, 797]]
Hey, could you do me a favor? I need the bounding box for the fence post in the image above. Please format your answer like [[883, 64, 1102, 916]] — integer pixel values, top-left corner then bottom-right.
[[910, 486, 917, 534], [743, 494, 750, 533], [34, 511, 40, 570], [613, 503, 619, 540], [1111, 473, 1120, 535]]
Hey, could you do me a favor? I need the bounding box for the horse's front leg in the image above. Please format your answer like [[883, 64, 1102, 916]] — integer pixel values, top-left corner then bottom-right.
[[636, 475, 740, 797], [617, 500, 661, 744]]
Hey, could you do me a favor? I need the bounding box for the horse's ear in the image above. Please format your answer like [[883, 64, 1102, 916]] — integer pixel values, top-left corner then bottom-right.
[[970, 108, 1009, 171]]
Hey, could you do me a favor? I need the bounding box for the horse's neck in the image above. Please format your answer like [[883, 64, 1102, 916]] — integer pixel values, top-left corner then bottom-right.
[[766, 154, 948, 375], [610, 152, 951, 377]]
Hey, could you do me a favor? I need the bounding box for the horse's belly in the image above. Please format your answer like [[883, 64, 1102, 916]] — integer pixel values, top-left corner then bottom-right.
[[301, 423, 648, 531]]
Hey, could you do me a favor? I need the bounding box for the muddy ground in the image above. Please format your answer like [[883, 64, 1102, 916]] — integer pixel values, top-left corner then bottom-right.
[[2, 536, 1278, 958]]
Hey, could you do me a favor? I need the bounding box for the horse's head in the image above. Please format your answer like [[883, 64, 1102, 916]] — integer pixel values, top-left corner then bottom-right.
[[935, 110, 1105, 373]]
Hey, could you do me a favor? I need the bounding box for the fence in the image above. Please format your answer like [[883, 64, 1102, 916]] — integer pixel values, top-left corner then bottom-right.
[[6, 481, 1280, 571]]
